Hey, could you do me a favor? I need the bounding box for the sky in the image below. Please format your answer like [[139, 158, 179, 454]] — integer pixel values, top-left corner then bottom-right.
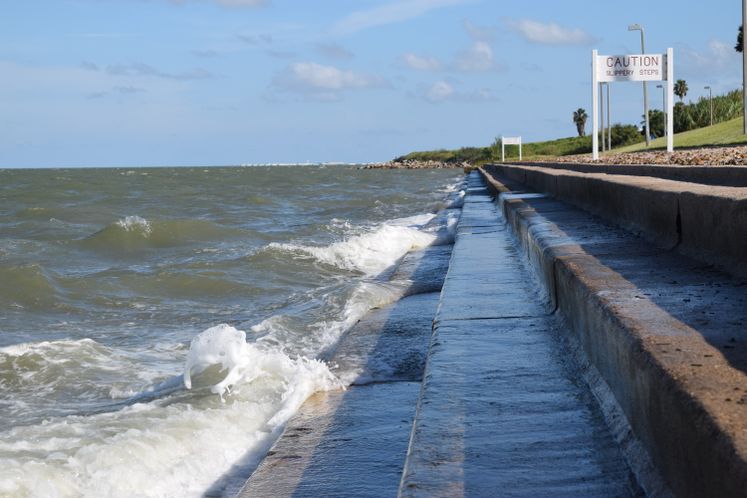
[[0, 0, 743, 167]]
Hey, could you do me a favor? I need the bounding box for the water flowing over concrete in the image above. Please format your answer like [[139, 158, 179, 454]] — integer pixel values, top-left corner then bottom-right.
[[399, 172, 639, 497]]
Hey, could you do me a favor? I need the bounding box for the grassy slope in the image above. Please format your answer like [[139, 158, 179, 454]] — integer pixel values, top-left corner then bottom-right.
[[399, 117, 747, 164], [398, 136, 593, 165], [611, 117, 747, 153]]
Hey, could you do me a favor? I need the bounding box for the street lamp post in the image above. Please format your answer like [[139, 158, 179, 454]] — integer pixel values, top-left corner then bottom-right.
[[704, 85, 713, 127], [657, 84, 666, 137], [606, 82, 611, 149], [743, 0, 747, 133], [629, 23, 650, 146], [600, 83, 606, 151]]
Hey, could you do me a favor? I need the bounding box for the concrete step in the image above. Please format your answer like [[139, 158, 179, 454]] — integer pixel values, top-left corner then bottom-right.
[[236, 292, 441, 498], [480, 167, 747, 498], [484, 163, 747, 279], [398, 172, 639, 497]]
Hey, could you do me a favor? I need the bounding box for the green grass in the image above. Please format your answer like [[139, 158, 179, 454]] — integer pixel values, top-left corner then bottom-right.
[[521, 135, 591, 159], [397, 136, 594, 165], [611, 117, 747, 154], [398, 116, 747, 164]]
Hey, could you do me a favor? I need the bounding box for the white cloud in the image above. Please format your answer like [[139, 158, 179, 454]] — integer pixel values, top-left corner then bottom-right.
[[680, 39, 738, 73], [89, 62, 212, 80], [421, 80, 496, 103], [334, 0, 471, 35], [678, 39, 741, 89], [507, 19, 595, 46], [167, 0, 265, 7], [401, 53, 442, 71], [425, 81, 454, 102], [272, 62, 387, 100], [453, 41, 497, 71]]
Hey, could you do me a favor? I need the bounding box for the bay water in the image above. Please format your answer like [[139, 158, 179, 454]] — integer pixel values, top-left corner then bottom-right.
[[0, 165, 462, 497]]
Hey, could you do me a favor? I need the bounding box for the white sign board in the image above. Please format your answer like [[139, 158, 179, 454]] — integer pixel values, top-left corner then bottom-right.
[[501, 136, 522, 162], [592, 48, 673, 160], [597, 53, 667, 82]]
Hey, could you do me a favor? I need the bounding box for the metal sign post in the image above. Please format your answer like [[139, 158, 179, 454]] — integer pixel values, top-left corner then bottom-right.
[[592, 50, 599, 160], [592, 49, 673, 160]]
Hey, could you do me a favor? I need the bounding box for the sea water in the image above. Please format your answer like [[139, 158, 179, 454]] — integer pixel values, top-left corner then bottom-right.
[[0, 165, 462, 497]]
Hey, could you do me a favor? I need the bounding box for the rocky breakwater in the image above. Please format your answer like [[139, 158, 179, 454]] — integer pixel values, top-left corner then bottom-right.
[[363, 159, 472, 170]]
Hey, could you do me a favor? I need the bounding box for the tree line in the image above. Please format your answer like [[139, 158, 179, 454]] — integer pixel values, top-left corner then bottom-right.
[[573, 83, 742, 142]]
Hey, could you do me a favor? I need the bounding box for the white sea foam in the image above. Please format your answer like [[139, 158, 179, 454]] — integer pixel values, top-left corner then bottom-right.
[[270, 214, 438, 276], [115, 215, 152, 235], [0, 325, 341, 498]]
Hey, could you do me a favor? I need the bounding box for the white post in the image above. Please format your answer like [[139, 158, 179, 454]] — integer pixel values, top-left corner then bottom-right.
[[519, 137, 522, 161], [667, 48, 674, 153], [592, 50, 599, 160], [501, 136, 505, 162], [600, 83, 605, 151], [607, 83, 611, 148]]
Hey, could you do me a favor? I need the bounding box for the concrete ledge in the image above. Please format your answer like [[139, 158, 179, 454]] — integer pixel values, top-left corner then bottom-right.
[[518, 161, 747, 187], [479, 167, 747, 498], [484, 163, 747, 278]]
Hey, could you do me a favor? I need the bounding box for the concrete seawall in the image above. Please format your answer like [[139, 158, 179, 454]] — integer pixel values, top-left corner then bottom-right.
[[480, 165, 747, 498]]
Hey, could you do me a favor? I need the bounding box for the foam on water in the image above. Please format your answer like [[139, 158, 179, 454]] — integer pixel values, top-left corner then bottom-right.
[[269, 214, 438, 276], [115, 215, 152, 235], [0, 325, 341, 498], [0, 338, 179, 425]]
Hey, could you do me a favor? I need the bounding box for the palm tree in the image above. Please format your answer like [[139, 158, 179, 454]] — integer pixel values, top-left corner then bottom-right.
[[572, 108, 588, 137], [737, 25, 743, 52], [674, 79, 688, 103]]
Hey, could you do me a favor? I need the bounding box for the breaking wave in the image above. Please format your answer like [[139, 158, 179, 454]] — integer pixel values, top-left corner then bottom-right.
[[268, 214, 441, 276]]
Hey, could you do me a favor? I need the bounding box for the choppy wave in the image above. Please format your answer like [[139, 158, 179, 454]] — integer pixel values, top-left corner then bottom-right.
[[0, 166, 464, 497], [0, 264, 59, 310], [80, 216, 244, 253], [0, 325, 340, 498], [0, 339, 176, 424]]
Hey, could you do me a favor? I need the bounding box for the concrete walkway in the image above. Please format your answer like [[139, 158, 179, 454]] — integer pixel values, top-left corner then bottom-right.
[[399, 172, 638, 497]]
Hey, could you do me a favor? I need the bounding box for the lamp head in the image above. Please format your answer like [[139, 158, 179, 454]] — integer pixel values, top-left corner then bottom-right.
[[704, 86, 711, 89], [628, 24, 641, 31]]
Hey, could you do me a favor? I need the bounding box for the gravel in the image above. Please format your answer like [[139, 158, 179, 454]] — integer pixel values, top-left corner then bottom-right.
[[538, 145, 747, 166]]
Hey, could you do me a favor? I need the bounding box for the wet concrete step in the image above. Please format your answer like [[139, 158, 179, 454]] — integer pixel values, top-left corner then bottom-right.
[[236, 292, 441, 498], [398, 172, 639, 497]]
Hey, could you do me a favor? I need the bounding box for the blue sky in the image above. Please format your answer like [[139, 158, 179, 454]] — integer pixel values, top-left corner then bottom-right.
[[0, 0, 742, 167]]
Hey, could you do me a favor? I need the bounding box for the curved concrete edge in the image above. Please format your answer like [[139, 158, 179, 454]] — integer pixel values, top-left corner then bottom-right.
[[479, 167, 747, 498], [484, 164, 747, 279]]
